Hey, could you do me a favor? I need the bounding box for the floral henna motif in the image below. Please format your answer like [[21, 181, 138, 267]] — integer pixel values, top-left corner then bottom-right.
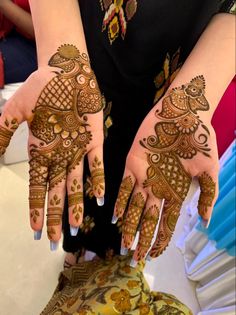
[[0, 118, 19, 155], [47, 194, 63, 239], [140, 76, 216, 258], [29, 44, 103, 209], [115, 176, 134, 217], [68, 179, 83, 223], [198, 172, 216, 215], [91, 156, 105, 196], [122, 192, 145, 248]]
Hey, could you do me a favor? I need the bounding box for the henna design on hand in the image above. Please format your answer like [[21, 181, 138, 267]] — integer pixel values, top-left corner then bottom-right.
[[47, 194, 62, 240], [140, 76, 216, 258], [0, 119, 18, 155], [29, 44, 103, 209], [122, 192, 145, 248], [198, 172, 216, 215], [134, 205, 159, 261], [91, 156, 105, 196], [68, 179, 83, 223], [115, 176, 134, 217]]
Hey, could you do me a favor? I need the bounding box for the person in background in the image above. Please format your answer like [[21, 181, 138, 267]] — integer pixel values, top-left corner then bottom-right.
[[0, 0, 36, 85]]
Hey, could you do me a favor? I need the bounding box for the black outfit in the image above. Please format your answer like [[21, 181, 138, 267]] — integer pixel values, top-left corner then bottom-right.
[[63, 0, 235, 258]]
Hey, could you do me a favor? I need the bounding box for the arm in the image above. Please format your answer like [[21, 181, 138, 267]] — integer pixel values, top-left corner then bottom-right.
[[113, 13, 235, 266], [0, 0, 34, 38]]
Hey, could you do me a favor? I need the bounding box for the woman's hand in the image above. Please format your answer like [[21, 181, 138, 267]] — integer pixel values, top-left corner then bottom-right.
[[112, 75, 219, 265], [0, 44, 105, 248]]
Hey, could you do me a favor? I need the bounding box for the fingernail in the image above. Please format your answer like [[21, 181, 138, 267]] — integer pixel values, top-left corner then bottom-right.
[[146, 255, 152, 262], [202, 216, 212, 229], [130, 258, 138, 268], [50, 241, 58, 251], [111, 215, 118, 224], [70, 226, 79, 236], [34, 230, 42, 240], [96, 197, 104, 206], [120, 247, 128, 256]]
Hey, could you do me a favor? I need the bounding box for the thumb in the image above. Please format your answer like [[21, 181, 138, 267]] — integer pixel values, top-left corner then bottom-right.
[[87, 145, 105, 206], [0, 93, 27, 156], [198, 171, 219, 228]]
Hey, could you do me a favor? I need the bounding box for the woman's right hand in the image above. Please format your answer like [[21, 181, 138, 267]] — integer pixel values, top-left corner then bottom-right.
[[0, 44, 105, 249]]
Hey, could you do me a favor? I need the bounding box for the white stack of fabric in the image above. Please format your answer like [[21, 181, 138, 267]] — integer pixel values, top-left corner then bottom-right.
[[177, 141, 236, 315]]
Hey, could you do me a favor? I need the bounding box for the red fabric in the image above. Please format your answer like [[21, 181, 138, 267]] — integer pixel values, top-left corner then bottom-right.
[[13, 0, 30, 13], [212, 76, 236, 157], [0, 0, 30, 39]]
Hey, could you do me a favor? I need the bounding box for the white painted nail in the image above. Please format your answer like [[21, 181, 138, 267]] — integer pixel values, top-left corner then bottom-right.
[[146, 255, 152, 262], [34, 230, 42, 240], [50, 241, 58, 251], [70, 226, 79, 236], [111, 215, 118, 224], [120, 247, 128, 256], [96, 197, 104, 206], [206, 216, 212, 229], [130, 258, 138, 268]]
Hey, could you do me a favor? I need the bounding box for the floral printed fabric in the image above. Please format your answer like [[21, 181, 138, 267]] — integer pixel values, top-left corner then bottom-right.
[[41, 255, 193, 315], [100, 0, 138, 44]]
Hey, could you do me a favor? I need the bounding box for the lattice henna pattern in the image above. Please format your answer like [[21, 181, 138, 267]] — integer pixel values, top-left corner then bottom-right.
[[140, 76, 216, 258], [29, 44, 103, 213]]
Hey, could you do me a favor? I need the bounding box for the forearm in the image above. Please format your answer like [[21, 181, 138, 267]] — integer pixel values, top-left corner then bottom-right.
[[29, 0, 88, 67], [0, 0, 34, 38], [166, 13, 235, 120]]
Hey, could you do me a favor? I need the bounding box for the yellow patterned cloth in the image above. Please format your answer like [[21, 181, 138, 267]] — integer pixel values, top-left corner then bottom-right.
[[41, 255, 192, 315]]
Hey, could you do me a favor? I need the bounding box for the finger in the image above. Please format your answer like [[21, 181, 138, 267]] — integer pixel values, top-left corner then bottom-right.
[[147, 197, 182, 259], [132, 200, 160, 262], [121, 189, 147, 254], [29, 155, 48, 239], [47, 167, 66, 249], [0, 116, 19, 156], [87, 147, 105, 206], [198, 171, 218, 227], [112, 172, 136, 224], [67, 162, 84, 233]]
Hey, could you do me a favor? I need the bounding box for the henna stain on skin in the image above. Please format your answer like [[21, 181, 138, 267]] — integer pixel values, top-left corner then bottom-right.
[[91, 156, 105, 196], [122, 192, 145, 248], [115, 176, 134, 217], [198, 172, 216, 215], [0, 119, 18, 155], [28, 44, 103, 212], [47, 194, 62, 239], [68, 179, 83, 223], [140, 76, 216, 258]]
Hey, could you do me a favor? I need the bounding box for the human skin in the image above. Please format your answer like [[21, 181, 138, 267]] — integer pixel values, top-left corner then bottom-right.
[[112, 13, 235, 266], [0, 0, 34, 38]]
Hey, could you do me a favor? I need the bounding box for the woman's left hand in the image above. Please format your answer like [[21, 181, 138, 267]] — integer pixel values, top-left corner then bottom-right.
[[112, 75, 219, 266]]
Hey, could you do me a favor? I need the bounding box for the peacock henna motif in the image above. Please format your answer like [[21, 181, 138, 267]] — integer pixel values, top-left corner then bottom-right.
[[29, 44, 103, 211], [0, 118, 19, 155], [140, 76, 216, 258], [198, 172, 216, 215], [47, 194, 63, 239], [68, 179, 83, 223], [90, 156, 105, 196], [122, 192, 145, 248], [115, 176, 134, 217], [134, 205, 159, 261]]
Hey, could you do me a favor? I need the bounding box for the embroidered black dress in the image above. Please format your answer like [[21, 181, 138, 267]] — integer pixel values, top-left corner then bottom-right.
[[62, 0, 235, 258]]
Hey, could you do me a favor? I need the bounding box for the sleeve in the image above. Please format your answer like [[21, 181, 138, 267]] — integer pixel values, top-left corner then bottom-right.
[[219, 0, 236, 14]]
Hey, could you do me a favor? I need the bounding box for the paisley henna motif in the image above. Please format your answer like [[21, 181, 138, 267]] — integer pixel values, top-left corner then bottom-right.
[[140, 76, 215, 258], [29, 44, 103, 212]]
